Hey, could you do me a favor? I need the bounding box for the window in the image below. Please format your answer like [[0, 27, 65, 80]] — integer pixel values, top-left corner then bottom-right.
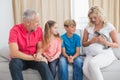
[[71, 0, 89, 30]]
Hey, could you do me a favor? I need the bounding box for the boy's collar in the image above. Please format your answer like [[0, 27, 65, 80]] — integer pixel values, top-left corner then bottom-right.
[[66, 33, 74, 38]]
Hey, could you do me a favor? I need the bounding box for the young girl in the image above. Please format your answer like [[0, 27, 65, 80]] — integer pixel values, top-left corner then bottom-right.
[[43, 20, 61, 78]]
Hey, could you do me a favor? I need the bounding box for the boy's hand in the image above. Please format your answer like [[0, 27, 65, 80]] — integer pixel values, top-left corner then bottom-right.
[[67, 56, 74, 63]]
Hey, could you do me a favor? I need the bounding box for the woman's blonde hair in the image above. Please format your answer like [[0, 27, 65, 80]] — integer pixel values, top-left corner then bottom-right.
[[44, 20, 60, 46], [88, 6, 107, 26]]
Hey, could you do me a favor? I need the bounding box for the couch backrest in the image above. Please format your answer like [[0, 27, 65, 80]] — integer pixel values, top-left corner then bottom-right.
[[1, 29, 119, 60], [58, 29, 120, 58]]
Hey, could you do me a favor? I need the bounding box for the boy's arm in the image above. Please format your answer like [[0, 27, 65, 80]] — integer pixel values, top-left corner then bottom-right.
[[72, 35, 81, 59], [62, 48, 69, 58], [73, 47, 80, 59]]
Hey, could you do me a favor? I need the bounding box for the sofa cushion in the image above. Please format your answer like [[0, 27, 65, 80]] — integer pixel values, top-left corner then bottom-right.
[[0, 62, 10, 73], [113, 33, 120, 59], [101, 60, 120, 80], [113, 46, 120, 59], [0, 56, 8, 62], [0, 46, 10, 61], [101, 60, 120, 72]]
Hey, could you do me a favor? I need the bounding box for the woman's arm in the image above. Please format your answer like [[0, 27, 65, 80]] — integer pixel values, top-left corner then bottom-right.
[[82, 29, 99, 47], [105, 29, 118, 48]]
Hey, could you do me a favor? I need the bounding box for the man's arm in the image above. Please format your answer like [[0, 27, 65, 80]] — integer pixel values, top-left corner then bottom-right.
[[9, 43, 34, 60], [36, 41, 43, 54], [35, 41, 47, 63]]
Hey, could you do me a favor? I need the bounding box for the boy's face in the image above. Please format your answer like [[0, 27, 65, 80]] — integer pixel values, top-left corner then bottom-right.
[[65, 25, 76, 34]]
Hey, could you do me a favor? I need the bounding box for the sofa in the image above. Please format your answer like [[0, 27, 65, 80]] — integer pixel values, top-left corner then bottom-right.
[[0, 29, 120, 80]]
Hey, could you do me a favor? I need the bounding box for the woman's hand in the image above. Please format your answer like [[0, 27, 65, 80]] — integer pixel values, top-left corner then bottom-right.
[[90, 37, 99, 44], [98, 36, 108, 46]]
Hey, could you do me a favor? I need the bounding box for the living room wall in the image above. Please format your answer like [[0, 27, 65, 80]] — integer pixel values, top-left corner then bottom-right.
[[0, 0, 14, 49]]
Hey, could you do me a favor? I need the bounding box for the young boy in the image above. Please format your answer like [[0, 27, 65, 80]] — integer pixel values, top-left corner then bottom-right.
[[58, 19, 83, 80]]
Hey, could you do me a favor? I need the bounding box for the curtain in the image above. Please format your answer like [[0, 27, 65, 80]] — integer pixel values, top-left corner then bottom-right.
[[89, 0, 120, 32], [12, 0, 71, 29]]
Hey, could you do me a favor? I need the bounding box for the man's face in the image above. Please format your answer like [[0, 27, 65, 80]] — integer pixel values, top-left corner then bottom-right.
[[29, 15, 40, 31]]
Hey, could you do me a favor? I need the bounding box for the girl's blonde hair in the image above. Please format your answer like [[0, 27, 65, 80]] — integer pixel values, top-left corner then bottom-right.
[[44, 20, 60, 46], [88, 6, 107, 26]]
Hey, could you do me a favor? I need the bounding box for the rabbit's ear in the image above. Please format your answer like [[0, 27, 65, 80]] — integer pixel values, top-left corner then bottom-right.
[[95, 31, 101, 36]]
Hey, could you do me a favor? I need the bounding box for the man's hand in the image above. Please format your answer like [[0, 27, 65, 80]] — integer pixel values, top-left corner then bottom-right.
[[33, 53, 43, 61], [33, 54, 48, 64]]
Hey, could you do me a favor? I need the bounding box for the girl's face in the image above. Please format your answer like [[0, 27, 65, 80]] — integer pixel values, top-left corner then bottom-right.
[[89, 13, 101, 25], [50, 23, 58, 35]]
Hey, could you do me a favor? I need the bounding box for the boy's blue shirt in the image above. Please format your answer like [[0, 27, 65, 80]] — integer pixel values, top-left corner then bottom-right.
[[61, 33, 81, 56]]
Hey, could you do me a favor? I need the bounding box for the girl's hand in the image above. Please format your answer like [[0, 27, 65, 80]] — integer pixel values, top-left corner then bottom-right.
[[41, 57, 48, 64], [33, 53, 43, 62], [47, 56, 55, 62], [50, 56, 54, 59]]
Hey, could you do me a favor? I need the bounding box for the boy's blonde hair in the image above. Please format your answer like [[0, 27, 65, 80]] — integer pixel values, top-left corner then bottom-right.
[[64, 19, 76, 27], [88, 6, 107, 27]]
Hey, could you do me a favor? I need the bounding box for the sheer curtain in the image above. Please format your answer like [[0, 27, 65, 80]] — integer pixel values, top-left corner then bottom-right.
[[89, 0, 120, 32], [12, 0, 71, 29]]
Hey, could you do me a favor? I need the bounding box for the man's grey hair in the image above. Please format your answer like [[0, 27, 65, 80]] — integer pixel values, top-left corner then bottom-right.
[[22, 9, 39, 22]]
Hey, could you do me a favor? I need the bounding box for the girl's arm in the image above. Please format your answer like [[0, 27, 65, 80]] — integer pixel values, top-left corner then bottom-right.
[[54, 40, 62, 59]]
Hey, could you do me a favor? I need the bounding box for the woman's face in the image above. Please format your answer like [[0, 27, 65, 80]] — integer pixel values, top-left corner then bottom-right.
[[89, 13, 101, 25], [50, 23, 58, 35]]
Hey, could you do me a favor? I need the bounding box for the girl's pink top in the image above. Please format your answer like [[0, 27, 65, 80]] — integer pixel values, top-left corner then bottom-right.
[[43, 38, 61, 62]]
